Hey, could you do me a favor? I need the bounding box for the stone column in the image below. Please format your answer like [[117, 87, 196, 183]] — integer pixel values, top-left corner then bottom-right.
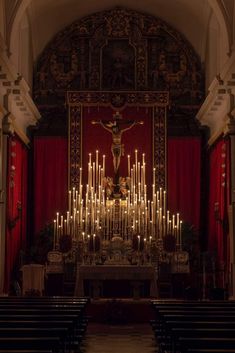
[[0, 107, 9, 294], [225, 114, 235, 298], [0, 105, 15, 294], [228, 132, 235, 298]]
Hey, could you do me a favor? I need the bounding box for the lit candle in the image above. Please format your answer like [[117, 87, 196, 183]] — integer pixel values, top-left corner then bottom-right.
[[79, 168, 82, 187], [143, 162, 146, 187], [135, 150, 138, 185], [133, 165, 136, 188], [153, 168, 156, 187], [53, 220, 56, 250], [180, 220, 182, 249], [162, 215, 165, 237], [163, 190, 166, 216], [177, 213, 180, 243], [66, 211, 70, 234], [102, 155, 106, 177], [167, 210, 169, 233], [169, 220, 172, 234], [128, 155, 130, 178], [72, 187, 75, 206], [60, 215, 64, 236], [138, 162, 140, 189], [142, 153, 145, 166], [96, 150, 99, 188], [159, 187, 162, 209], [172, 214, 175, 233], [92, 162, 95, 188], [144, 238, 146, 249], [98, 165, 101, 188], [56, 212, 59, 239], [68, 191, 71, 214], [93, 233, 96, 252], [137, 235, 140, 252]]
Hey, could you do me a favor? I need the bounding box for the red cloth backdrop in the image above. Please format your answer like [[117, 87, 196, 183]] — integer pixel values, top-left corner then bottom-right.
[[5, 135, 28, 292], [208, 138, 230, 268], [167, 137, 201, 229], [82, 106, 152, 187], [34, 137, 68, 235]]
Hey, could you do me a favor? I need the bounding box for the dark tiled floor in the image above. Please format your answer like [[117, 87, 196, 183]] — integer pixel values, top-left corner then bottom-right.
[[79, 323, 158, 353]]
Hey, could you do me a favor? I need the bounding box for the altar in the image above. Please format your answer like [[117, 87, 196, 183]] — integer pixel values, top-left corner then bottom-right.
[[74, 265, 158, 299], [50, 101, 188, 300]]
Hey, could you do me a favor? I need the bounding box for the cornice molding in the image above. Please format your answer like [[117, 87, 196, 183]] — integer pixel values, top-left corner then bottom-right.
[[0, 54, 40, 135]]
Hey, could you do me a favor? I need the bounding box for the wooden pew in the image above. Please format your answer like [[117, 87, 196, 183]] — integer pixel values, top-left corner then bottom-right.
[[150, 300, 235, 353], [0, 296, 90, 352]]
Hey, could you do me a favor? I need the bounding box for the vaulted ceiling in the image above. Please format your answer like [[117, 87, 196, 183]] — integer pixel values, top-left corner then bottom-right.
[[6, 0, 232, 62]]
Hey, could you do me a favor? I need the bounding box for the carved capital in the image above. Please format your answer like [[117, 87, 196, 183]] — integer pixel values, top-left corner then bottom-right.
[[2, 113, 15, 135], [224, 115, 235, 135]]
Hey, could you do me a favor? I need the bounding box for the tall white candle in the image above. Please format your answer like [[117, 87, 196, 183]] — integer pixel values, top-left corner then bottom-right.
[[79, 168, 82, 187], [153, 168, 156, 187], [163, 190, 166, 216], [102, 155, 106, 177], [128, 155, 130, 178], [68, 191, 71, 214], [96, 150, 99, 189], [53, 220, 56, 250], [56, 212, 59, 240], [137, 235, 140, 252]]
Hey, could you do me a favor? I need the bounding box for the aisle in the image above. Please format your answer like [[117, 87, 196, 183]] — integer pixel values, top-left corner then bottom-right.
[[79, 323, 158, 353]]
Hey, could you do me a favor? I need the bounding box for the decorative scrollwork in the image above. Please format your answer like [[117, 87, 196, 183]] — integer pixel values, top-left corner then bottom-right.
[[8, 201, 22, 230]]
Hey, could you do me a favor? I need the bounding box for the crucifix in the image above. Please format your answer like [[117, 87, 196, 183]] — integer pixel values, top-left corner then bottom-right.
[[92, 111, 144, 182]]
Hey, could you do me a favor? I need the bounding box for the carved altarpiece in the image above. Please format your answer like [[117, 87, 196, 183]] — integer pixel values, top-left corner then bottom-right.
[[34, 7, 204, 137], [32, 8, 200, 285]]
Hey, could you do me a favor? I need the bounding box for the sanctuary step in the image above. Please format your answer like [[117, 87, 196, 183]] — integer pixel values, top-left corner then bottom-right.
[[86, 299, 155, 324]]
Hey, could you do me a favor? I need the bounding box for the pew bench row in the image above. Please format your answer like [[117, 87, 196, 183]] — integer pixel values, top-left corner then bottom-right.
[[151, 300, 235, 353], [0, 296, 90, 353]]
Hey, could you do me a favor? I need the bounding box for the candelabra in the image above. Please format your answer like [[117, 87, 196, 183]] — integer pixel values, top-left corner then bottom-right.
[[53, 150, 183, 263]]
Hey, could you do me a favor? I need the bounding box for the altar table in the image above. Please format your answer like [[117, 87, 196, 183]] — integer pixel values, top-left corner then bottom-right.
[[75, 265, 158, 298]]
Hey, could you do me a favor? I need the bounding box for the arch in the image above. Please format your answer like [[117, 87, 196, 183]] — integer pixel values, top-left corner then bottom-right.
[[9, 0, 232, 60], [207, 0, 231, 55], [8, 0, 31, 55]]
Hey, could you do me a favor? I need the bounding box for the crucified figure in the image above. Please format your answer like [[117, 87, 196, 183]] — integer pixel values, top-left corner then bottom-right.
[[92, 111, 144, 175]]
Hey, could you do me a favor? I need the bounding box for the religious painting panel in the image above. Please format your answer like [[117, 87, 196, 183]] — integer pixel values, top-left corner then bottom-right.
[[102, 40, 135, 90]]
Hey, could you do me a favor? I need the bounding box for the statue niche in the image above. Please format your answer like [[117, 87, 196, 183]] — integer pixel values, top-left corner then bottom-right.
[[102, 40, 135, 90]]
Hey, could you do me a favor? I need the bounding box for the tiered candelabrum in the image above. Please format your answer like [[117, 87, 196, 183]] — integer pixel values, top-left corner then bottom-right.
[[53, 150, 183, 257]]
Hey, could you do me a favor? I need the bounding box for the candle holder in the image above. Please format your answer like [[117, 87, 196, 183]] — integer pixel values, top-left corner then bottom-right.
[[52, 148, 184, 269]]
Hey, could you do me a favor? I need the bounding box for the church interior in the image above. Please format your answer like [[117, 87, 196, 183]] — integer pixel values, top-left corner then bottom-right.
[[1, 0, 235, 352]]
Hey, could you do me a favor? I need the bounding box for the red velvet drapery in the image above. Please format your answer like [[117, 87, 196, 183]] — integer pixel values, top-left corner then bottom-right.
[[208, 138, 230, 269], [34, 137, 68, 235], [33, 117, 203, 238], [82, 106, 152, 187], [167, 137, 201, 229], [5, 135, 28, 292]]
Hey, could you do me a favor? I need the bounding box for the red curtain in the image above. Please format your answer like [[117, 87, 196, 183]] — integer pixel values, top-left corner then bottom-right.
[[34, 137, 68, 235], [167, 137, 201, 229], [208, 138, 230, 268], [5, 135, 28, 292], [82, 106, 152, 187]]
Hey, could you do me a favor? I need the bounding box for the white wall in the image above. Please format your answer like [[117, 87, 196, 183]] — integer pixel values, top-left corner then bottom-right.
[[10, 10, 33, 91], [0, 0, 6, 40], [205, 12, 220, 90]]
